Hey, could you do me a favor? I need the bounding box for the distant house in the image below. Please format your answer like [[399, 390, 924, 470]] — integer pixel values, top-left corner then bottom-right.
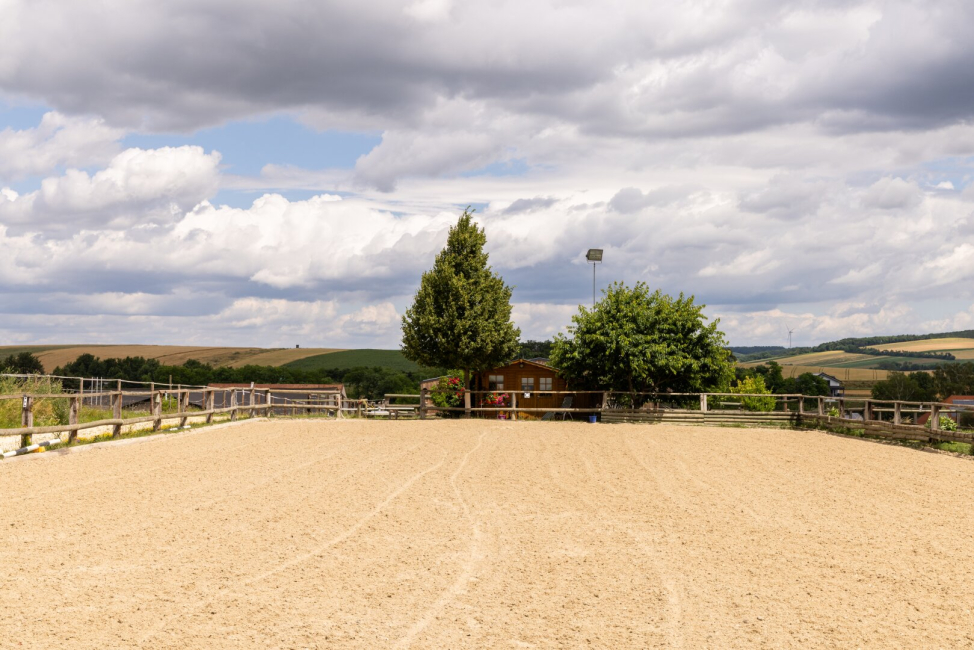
[[420, 376, 444, 392], [813, 372, 844, 398], [917, 395, 974, 426]]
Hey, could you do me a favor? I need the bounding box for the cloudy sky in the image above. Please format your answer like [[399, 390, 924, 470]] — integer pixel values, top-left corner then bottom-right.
[[2, 0, 974, 349]]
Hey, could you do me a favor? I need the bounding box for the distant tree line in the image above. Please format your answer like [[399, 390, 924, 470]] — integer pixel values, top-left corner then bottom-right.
[[728, 346, 785, 357], [737, 331, 974, 362], [52, 353, 441, 401], [518, 340, 554, 359], [738, 345, 956, 363], [734, 361, 831, 396], [871, 363, 974, 402], [0, 352, 45, 374]]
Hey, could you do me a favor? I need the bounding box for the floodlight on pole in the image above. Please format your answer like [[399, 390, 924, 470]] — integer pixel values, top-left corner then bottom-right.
[[586, 249, 603, 306]]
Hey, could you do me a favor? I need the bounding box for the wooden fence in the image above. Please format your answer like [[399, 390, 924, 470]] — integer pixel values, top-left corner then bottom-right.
[[4, 380, 973, 457], [1, 381, 343, 457], [393, 389, 974, 448]]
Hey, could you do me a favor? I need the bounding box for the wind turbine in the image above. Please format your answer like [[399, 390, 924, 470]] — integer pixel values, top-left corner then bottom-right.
[[786, 325, 795, 349]]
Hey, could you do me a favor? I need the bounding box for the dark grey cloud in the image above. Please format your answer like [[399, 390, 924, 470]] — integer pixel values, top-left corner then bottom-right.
[[3, 0, 974, 140], [608, 186, 690, 213], [503, 196, 557, 214]]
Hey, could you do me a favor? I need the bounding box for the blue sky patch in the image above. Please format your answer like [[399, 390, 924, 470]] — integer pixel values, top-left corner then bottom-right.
[[124, 116, 382, 175]]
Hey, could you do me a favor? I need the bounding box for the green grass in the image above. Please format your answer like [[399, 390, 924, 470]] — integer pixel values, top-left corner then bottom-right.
[[931, 440, 974, 455], [37, 413, 247, 452], [283, 349, 426, 374]]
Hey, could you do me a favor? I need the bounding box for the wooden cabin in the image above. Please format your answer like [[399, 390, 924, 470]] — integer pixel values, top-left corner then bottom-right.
[[474, 359, 570, 413]]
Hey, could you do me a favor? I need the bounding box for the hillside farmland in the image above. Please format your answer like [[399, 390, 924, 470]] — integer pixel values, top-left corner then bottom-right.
[[0, 345, 343, 371], [284, 349, 424, 374], [869, 337, 974, 357]]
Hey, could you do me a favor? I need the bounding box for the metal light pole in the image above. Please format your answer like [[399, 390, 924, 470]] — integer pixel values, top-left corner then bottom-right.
[[586, 249, 603, 306]]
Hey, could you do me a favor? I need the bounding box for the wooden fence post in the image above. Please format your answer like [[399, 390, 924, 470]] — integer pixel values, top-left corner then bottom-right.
[[178, 390, 188, 428], [817, 396, 824, 416], [931, 404, 941, 430], [230, 390, 238, 422], [250, 386, 256, 418], [419, 387, 428, 420], [797, 395, 804, 415], [206, 389, 215, 424], [335, 391, 341, 419], [511, 391, 517, 421], [894, 401, 902, 425], [112, 383, 122, 438], [153, 388, 162, 431], [20, 395, 33, 448], [464, 390, 471, 418], [68, 395, 80, 443], [601, 392, 609, 411], [838, 398, 845, 419], [863, 399, 872, 422], [700, 393, 708, 412]]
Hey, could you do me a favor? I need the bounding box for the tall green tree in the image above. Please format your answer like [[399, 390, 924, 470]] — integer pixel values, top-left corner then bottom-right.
[[550, 282, 732, 397], [871, 371, 934, 402], [932, 362, 974, 400], [401, 209, 520, 391], [1, 352, 45, 375]]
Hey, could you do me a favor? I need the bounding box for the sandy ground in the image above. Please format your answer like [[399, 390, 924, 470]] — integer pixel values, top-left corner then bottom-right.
[[2, 420, 973, 649]]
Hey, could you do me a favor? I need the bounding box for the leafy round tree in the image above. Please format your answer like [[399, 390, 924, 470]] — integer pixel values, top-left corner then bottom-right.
[[401, 209, 520, 393], [1, 352, 45, 375], [550, 282, 732, 398]]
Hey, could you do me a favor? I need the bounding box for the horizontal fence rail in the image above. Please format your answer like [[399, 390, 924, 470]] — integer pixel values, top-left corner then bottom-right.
[[4, 375, 973, 458], [398, 388, 974, 448], [0, 381, 344, 457]]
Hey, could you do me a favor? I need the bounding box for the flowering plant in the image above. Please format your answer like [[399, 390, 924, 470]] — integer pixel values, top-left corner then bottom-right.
[[432, 372, 465, 411], [485, 392, 509, 406]]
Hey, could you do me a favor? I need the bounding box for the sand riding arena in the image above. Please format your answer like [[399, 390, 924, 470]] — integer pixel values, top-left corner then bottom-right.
[[2, 419, 973, 648]]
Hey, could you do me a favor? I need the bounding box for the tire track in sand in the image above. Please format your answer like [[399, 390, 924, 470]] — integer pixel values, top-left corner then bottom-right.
[[243, 450, 449, 586], [618, 432, 687, 649], [394, 431, 488, 649], [136, 447, 448, 648], [26, 425, 297, 497]]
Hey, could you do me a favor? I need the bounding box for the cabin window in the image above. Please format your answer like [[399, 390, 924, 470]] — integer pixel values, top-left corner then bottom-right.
[[488, 375, 504, 390], [521, 377, 535, 391], [539, 377, 552, 391]]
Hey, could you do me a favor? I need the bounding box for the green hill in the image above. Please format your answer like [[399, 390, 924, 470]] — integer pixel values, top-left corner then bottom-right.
[[283, 349, 426, 374]]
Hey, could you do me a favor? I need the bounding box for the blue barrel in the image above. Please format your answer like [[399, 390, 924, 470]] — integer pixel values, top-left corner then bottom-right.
[[588, 415, 598, 424]]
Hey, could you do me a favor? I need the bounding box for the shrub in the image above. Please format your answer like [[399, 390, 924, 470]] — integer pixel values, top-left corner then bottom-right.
[[926, 415, 958, 431], [827, 406, 841, 417], [728, 376, 776, 412], [0, 376, 67, 428], [431, 371, 465, 415]]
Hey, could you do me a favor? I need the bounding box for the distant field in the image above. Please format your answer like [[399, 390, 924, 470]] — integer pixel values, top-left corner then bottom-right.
[[761, 350, 873, 366], [869, 337, 974, 354], [753, 350, 890, 369], [0, 345, 341, 372], [0, 345, 75, 359], [738, 362, 890, 381], [284, 349, 425, 374], [222, 348, 343, 368], [753, 347, 964, 370]]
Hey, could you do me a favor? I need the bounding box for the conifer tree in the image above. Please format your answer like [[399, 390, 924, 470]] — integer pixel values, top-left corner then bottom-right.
[[401, 209, 520, 395]]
